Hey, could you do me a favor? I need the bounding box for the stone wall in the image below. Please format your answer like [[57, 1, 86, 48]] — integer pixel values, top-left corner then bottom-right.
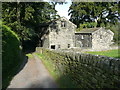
[[75, 33, 92, 48], [36, 47, 120, 88], [75, 27, 114, 51], [42, 35, 49, 48]]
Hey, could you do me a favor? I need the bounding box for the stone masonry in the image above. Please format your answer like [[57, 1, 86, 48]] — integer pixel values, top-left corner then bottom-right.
[[75, 27, 114, 50], [36, 47, 120, 88], [39, 17, 114, 50], [41, 17, 77, 49]]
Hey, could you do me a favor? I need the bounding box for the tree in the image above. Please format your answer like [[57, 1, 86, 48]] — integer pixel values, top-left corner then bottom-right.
[[2, 2, 60, 40], [68, 2, 119, 27], [2, 2, 61, 51], [2, 24, 23, 89]]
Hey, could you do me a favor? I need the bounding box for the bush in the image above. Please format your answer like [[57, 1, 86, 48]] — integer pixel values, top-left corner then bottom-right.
[[106, 23, 120, 45], [2, 25, 23, 89]]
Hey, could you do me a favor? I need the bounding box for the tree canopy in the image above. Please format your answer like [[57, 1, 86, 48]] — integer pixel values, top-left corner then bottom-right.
[[68, 2, 119, 28], [2, 2, 63, 51], [2, 2, 60, 41]]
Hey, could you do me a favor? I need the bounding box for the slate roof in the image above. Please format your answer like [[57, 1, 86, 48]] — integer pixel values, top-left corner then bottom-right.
[[75, 27, 102, 34]]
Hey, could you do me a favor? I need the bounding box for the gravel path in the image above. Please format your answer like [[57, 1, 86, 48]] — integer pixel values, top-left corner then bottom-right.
[[7, 53, 58, 88]]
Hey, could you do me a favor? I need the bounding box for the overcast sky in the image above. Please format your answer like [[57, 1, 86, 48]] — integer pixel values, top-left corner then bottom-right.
[[55, 1, 72, 19]]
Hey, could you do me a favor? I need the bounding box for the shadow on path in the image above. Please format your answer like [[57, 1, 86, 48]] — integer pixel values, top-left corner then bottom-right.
[[7, 53, 58, 89], [16, 56, 28, 74]]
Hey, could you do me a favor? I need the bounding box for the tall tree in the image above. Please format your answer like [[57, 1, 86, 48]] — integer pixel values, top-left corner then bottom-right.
[[68, 2, 119, 27], [2, 2, 59, 41]]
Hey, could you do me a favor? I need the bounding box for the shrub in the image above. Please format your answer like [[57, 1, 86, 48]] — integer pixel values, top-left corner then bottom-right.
[[106, 23, 120, 45], [2, 25, 23, 89]]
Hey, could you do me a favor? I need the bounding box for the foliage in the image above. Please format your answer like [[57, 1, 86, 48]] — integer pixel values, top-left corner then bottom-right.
[[105, 23, 120, 44], [2, 2, 60, 41], [2, 25, 24, 89], [69, 2, 119, 43], [69, 2, 119, 27], [2, 2, 66, 51], [86, 49, 120, 58], [76, 22, 97, 31], [26, 53, 33, 58]]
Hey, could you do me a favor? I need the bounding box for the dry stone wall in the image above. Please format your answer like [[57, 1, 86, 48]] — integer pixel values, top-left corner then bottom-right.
[[36, 47, 120, 88]]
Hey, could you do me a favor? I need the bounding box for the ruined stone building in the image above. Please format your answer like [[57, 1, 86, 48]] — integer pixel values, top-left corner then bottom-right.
[[39, 17, 114, 50], [75, 27, 114, 50]]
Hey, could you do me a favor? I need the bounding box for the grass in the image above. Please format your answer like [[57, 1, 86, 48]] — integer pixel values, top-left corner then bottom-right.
[[85, 49, 120, 58], [35, 53, 77, 88], [35, 53, 60, 80], [26, 53, 33, 58]]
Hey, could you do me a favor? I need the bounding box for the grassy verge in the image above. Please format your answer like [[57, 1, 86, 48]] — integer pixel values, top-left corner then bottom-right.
[[35, 53, 77, 88], [26, 53, 33, 59], [85, 49, 120, 58], [35, 53, 60, 85]]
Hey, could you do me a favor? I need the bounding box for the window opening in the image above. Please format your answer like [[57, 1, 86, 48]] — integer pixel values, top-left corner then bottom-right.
[[68, 44, 70, 48], [61, 21, 66, 27], [81, 35, 84, 39], [51, 45, 55, 49]]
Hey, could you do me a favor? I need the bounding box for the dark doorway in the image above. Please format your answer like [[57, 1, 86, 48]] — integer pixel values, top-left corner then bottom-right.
[[68, 44, 70, 48], [51, 45, 55, 49]]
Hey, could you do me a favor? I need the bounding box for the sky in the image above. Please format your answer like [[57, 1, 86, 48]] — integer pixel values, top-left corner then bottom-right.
[[55, 1, 72, 19]]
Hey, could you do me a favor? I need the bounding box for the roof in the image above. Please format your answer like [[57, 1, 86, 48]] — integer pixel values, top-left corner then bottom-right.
[[38, 17, 77, 28], [59, 17, 77, 27], [75, 27, 102, 34]]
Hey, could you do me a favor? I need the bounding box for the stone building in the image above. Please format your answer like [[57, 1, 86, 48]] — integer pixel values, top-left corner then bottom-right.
[[75, 27, 114, 50], [40, 17, 77, 50], [39, 17, 114, 50]]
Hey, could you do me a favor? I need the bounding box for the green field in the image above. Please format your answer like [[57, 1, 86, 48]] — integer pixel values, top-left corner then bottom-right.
[[85, 49, 120, 58]]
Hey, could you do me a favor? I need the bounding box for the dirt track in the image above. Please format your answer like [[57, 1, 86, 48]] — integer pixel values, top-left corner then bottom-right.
[[7, 53, 58, 88]]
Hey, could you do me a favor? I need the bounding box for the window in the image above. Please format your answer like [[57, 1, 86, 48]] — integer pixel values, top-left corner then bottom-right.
[[51, 45, 55, 49], [61, 21, 66, 27], [68, 44, 70, 48], [58, 45, 60, 49], [81, 35, 84, 39]]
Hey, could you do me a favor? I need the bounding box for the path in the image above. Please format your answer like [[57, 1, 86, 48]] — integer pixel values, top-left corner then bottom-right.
[[7, 53, 58, 88]]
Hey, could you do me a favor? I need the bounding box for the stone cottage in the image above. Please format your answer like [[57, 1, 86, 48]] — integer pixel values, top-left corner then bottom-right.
[[39, 17, 77, 50], [75, 27, 114, 50]]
